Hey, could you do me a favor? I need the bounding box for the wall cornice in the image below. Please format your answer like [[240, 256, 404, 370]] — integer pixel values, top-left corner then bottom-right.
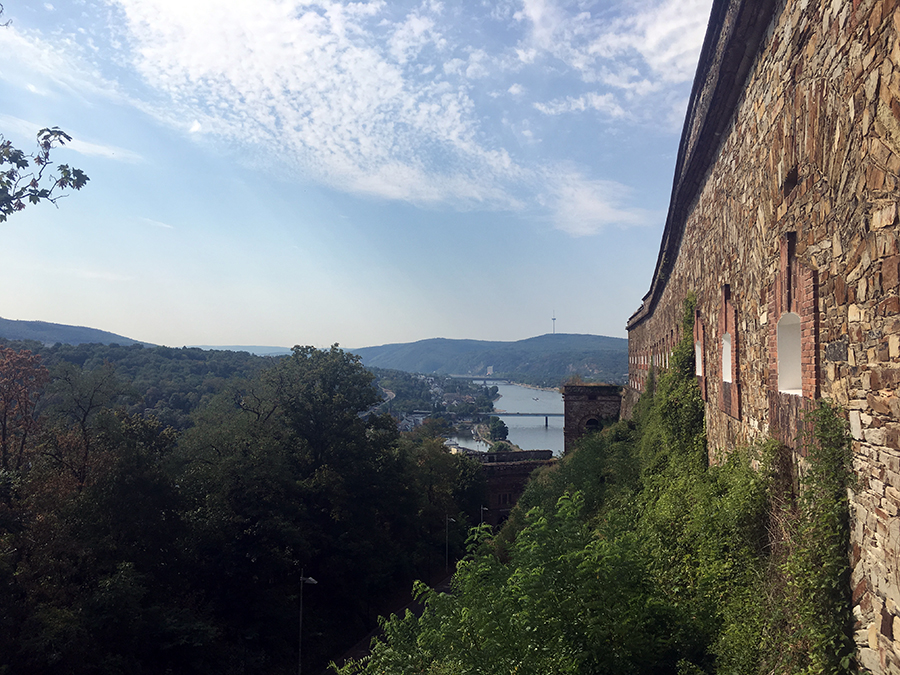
[[626, 0, 779, 330]]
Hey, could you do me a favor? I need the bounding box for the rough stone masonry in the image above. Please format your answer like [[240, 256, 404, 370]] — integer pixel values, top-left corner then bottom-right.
[[625, 0, 900, 671]]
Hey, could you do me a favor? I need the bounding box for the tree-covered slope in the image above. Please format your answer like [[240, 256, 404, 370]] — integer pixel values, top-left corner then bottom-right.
[[0, 316, 149, 346], [352, 333, 628, 385], [339, 300, 856, 675]]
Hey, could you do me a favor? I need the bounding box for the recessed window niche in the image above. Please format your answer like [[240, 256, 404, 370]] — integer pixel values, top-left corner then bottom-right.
[[777, 312, 802, 395], [722, 332, 732, 383], [695, 339, 704, 376]]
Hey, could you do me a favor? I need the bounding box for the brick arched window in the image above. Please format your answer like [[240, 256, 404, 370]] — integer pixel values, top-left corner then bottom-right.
[[693, 307, 706, 400], [722, 333, 733, 383], [767, 232, 818, 448], [768, 232, 817, 400], [777, 311, 802, 394], [719, 284, 739, 419]]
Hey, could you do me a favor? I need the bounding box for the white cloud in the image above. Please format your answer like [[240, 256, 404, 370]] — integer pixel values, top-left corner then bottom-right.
[[139, 217, 174, 229], [1, 0, 704, 236], [534, 92, 625, 118], [514, 0, 711, 88], [66, 137, 142, 161], [0, 26, 123, 102], [106, 0, 521, 207], [0, 114, 141, 161], [388, 12, 444, 64], [542, 170, 658, 236]]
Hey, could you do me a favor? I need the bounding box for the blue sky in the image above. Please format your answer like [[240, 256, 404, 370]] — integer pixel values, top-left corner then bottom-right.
[[0, 0, 712, 349]]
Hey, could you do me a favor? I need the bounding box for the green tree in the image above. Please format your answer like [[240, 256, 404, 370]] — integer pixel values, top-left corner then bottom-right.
[[488, 416, 508, 441], [0, 128, 89, 222]]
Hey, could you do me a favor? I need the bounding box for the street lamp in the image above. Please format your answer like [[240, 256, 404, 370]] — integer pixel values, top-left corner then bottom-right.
[[480, 505, 489, 525], [299, 570, 318, 675], [445, 515, 456, 573]]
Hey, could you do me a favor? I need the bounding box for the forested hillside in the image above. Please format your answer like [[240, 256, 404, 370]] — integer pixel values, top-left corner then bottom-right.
[[0, 343, 485, 674], [0, 317, 149, 346], [353, 333, 629, 386], [341, 299, 855, 675]]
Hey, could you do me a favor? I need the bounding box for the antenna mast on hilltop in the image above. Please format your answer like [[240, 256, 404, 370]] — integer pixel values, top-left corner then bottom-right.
[[552, 311, 556, 335]]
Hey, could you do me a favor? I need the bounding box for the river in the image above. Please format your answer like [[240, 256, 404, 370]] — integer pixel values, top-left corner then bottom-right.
[[448, 381, 564, 455]]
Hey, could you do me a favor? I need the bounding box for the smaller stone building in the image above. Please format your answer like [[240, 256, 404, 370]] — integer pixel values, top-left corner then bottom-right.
[[562, 384, 621, 453], [472, 449, 555, 526]]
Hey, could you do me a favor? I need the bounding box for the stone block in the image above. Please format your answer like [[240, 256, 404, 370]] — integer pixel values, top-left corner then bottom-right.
[[870, 428, 890, 446], [860, 647, 881, 673], [871, 393, 894, 415], [855, 410, 867, 439], [874, 202, 898, 230], [885, 257, 900, 290]]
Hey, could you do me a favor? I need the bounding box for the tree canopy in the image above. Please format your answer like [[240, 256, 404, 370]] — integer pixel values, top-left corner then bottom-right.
[[0, 127, 89, 222]]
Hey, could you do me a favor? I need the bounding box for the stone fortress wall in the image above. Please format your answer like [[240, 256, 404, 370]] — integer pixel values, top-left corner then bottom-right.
[[626, 0, 900, 671]]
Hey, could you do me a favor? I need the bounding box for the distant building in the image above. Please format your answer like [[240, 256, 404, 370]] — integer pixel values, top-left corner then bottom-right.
[[562, 384, 621, 453], [470, 449, 555, 526]]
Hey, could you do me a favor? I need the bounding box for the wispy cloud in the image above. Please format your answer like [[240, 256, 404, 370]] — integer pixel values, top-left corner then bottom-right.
[[3, 0, 710, 235], [0, 114, 141, 162], [108, 0, 521, 207], [541, 169, 660, 236], [515, 0, 710, 86], [516, 0, 709, 128], [139, 217, 174, 230], [534, 92, 625, 118], [0, 26, 124, 102]]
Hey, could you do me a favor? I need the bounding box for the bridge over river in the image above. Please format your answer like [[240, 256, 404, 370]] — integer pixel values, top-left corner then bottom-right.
[[473, 411, 563, 417], [473, 410, 563, 428]]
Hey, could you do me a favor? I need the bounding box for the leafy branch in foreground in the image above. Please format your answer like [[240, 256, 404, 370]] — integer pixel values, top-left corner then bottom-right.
[[0, 128, 89, 222]]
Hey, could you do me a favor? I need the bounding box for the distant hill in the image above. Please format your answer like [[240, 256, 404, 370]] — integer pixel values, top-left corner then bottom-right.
[[0, 318, 629, 385], [190, 345, 293, 356], [0, 317, 151, 347], [351, 334, 629, 386]]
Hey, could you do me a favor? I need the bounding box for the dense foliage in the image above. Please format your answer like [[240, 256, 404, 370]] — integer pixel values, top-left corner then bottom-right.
[[0, 344, 485, 674], [340, 297, 855, 675]]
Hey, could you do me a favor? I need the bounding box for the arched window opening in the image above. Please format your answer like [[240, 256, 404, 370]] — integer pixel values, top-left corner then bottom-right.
[[585, 418, 600, 433], [695, 339, 704, 376], [777, 312, 802, 395], [722, 333, 732, 383]]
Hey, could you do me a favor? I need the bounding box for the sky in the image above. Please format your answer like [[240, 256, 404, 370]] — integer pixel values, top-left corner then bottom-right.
[[0, 0, 713, 350]]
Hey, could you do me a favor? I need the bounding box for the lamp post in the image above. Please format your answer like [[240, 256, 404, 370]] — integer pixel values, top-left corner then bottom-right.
[[445, 515, 456, 573], [480, 505, 489, 525], [299, 570, 317, 675]]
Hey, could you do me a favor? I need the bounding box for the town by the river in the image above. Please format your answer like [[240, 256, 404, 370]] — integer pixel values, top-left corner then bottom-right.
[[448, 380, 564, 455]]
